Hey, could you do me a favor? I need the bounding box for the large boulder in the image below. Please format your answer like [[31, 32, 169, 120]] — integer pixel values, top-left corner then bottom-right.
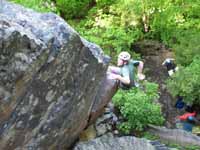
[[74, 133, 156, 150], [0, 1, 108, 149]]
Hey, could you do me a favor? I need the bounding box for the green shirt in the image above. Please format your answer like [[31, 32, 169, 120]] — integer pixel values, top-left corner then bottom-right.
[[120, 59, 140, 89]]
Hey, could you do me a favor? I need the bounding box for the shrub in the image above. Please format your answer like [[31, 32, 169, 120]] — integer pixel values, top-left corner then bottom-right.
[[112, 82, 164, 134], [71, 18, 143, 61], [55, 0, 93, 19], [173, 30, 200, 66], [167, 58, 200, 104], [11, 0, 58, 13]]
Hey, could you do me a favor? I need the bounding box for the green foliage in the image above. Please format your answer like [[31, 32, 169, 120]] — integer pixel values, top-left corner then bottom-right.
[[149, 0, 200, 45], [167, 143, 200, 150], [167, 58, 200, 104], [144, 131, 200, 150], [115, 0, 165, 29], [183, 145, 200, 150], [149, 2, 179, 44], [69, 0, 199, 60], [112, 82, 164, 134], [173, 30, 200, 66], [11, 0, 58, 13], [142, 131, 159, 141], [12, 0, 200, 50], [95, 0, 116, 7], [55, 0, 93, 19], [160, 1, 200, 107], [76, 25, 142, 59], [69, 1, 144, 60]]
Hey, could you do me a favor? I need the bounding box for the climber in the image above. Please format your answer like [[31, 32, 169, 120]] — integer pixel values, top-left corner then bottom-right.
[[162, 58, 178, 76], [107, 51, 145, 90], [177, 110, 197, 132], [182, 116, 198, 132], [175, 95, 185, 110]]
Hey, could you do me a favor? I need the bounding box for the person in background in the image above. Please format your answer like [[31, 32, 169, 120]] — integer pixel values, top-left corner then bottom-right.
[[107, 51, 145, 90], [162, 58, 178, 76], [176, 109, 197, 132], [175, 95, 185, 110]]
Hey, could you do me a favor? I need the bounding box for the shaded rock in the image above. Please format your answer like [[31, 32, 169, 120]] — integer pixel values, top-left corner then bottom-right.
[[95, 123, 109, 136], [148, 125, 200, 146], [150, 140, 170, 150], [79, 125, 97, 142], [104, 102, 115, 113], [95, 115, 113, 136], [132, 40, 166, 56], [0, 1, 108, 149], [94, 102, 119, 137], [95, 113, 113, 125], [74, 133, 156, 150], [88, 74, 118, 124]]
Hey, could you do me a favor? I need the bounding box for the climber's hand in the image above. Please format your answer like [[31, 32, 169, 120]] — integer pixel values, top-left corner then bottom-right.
[[138, 73, 145, 80]]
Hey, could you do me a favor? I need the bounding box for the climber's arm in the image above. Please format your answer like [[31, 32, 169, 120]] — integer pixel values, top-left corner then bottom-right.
[[113, 74, 130, 85], [137, 61, 144, 74], [135, 61, 145, 80]]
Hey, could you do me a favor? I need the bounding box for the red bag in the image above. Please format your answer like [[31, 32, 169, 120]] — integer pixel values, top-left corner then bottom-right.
[[178, 112, 196, 121]]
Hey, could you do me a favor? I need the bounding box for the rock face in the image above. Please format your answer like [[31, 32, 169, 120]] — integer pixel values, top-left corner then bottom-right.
[[149, 125, 200, 146], [74, 133, 156, 150], [89, 75, 118, 124], [0, 1, 108, 149]]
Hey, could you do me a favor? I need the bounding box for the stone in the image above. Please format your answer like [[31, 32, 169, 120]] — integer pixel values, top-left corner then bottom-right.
[[88, 74, 118, 124], [79, 125, 97, 142], [95, 123, 108, 136], [105, 102, 115, 113], [95, 113, 113, 125], [148, 125, 200, 146], [0, 1, 108, 149], [74, 133, 156, 150]]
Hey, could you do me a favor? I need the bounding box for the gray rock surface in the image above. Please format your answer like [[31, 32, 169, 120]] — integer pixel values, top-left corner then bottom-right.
[[149, 125, 200, 146], [94, 102, 119, 137], [74, 133, 156, 150], [89, 74, 118, 124], [0, 1, 108, 149]]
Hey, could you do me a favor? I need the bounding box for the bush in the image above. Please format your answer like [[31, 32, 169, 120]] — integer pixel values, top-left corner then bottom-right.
[[55, 0, 93, 19], [173, 30, 200, 66], [112, 82, 164, 134], [149, 0, 200, 46], [67, 0, 145, 60], [167, 58, 200, 104], [11, 0, 58, 13], [70, 16, 143, 61]]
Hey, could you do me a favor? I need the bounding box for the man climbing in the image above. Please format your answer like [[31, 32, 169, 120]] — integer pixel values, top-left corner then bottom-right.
[[108, 51, 145, 90], [162, 58, 178, 76]]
